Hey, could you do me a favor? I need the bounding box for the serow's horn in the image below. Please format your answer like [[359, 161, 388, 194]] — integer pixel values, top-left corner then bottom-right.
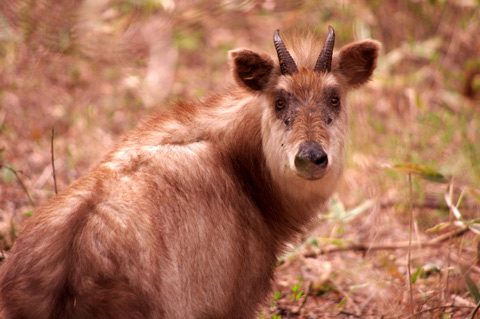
[[274, 29, 298, 76], [314, 25, 335, 73]]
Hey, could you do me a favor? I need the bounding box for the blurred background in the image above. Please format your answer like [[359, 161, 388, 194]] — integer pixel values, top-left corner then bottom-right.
[[0, 0, 479, 317]]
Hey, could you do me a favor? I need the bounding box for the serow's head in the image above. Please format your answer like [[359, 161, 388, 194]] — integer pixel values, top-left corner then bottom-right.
[[229, 27, 380, 195]]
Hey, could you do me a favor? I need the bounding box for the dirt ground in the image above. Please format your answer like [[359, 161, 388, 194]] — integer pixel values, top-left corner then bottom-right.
[[1, 1, 480, 318]]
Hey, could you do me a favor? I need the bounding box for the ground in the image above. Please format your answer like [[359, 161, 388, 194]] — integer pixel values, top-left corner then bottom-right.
[[1, 1, 480, 318]]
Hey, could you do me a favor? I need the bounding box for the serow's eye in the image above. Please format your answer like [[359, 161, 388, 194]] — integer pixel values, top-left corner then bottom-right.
[[275, 99, 286, 110], [330, 97, 340, 107]]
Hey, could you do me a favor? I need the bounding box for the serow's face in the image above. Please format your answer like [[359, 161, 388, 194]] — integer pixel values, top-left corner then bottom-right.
[[229, 26, 380, 188], [270, 71, 345, 181]]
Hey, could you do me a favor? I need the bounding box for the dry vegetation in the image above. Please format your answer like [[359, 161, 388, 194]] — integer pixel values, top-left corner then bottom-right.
[[1, 0, 480, 318]]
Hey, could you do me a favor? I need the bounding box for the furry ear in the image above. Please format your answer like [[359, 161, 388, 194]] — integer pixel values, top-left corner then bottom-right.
[[229, 49, 277, 91], [332, 40, 380, 88]]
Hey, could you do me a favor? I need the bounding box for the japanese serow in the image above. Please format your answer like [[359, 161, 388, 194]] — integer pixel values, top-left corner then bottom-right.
[[0, 27, 379, 318]]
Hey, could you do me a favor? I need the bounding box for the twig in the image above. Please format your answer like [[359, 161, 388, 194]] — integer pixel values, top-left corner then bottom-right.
[[407, 173, 415, 317], [398, 305, 474, 319], [454, 229, 467, 306], [451, 252, 480, 275], [428, 225, 469, 244], [307, 225, 469, 256], [470, 300, 480, 319], [439, 269, 445, 312], [1, 165, 35, 207], [445, 179, 455, 304], [51, 126, 58, 195], [291, 283, 311, 315], [334, 281, 362, 316]]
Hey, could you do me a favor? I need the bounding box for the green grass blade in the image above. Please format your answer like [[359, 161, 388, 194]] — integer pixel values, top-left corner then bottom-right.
[[391, 163, 448, 183]]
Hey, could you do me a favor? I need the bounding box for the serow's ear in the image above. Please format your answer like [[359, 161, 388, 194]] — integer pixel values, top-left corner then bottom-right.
[[229, 49, 277, 91], [332, 40, 380, 88]]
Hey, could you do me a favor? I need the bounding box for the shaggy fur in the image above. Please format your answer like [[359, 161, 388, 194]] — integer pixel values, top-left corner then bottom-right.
[[0, 30, 379, 319]]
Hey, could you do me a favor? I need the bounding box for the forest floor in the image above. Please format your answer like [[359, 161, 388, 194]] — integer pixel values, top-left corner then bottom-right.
[[1, 1, 480, 318]]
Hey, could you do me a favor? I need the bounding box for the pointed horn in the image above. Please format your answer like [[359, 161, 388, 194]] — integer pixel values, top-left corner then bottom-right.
[[274, 29, 298, 76], [314, 25, 335, 73]]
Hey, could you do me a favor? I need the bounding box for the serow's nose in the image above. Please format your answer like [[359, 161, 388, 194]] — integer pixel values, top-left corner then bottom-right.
[[294, 142, 328, 180]]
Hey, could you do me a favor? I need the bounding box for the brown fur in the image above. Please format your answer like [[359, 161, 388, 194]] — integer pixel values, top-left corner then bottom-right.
[[0, 31, 380, 319]]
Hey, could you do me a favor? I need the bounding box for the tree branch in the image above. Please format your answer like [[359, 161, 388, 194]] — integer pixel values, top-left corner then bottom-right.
[[1, 165, 35, 207], [306, 225, 469, 257]]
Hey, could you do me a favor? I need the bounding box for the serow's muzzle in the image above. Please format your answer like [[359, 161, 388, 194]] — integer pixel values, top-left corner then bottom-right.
[[294, 142, 328, 180]]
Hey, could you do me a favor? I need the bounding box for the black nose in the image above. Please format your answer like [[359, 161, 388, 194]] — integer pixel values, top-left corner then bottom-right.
[[295, 142, 328, 171]]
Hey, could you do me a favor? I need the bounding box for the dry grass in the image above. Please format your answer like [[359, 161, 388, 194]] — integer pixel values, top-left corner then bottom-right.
[[1, 0, 480, 318]]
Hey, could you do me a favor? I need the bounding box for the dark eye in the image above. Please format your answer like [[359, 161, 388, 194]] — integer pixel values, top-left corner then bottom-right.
[[330, 97, 340, 107], [275, 99, 286, 110]]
